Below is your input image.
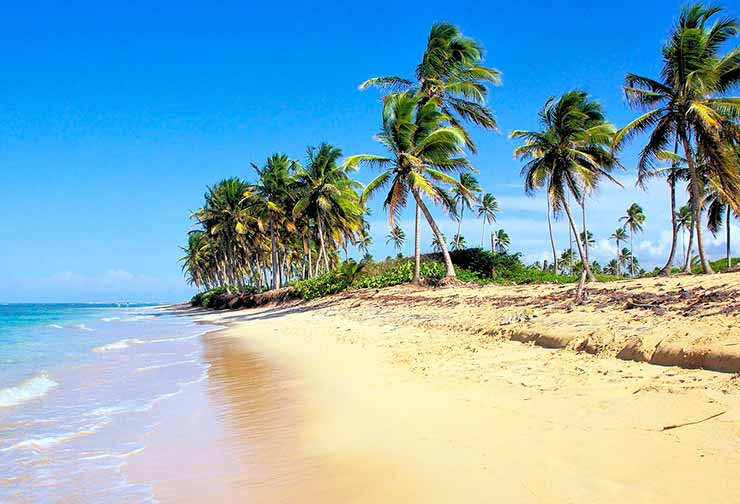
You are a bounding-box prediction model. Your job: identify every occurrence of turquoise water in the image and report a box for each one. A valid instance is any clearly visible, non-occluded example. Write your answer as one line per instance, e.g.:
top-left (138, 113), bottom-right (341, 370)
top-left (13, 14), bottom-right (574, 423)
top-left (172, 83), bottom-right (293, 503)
top-left (0, 303), bottom-right (218, 503)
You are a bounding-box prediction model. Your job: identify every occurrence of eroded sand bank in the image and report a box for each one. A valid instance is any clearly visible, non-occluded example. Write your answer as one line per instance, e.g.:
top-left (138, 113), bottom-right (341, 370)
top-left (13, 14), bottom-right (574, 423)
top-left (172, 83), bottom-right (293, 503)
top-left (128, 274), bottom-right (740, 502)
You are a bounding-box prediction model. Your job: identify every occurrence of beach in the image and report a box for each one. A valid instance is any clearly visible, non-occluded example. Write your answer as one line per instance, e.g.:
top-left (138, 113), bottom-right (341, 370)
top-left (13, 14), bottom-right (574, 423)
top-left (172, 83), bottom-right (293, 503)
top-left (126, 272), bottom-right (740, 503)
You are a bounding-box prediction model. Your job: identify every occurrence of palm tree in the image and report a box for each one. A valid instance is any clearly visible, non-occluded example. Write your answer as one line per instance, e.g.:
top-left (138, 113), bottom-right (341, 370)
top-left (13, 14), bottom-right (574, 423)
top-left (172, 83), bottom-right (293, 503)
top-left (579, 230), bottom-right (595, 250)
top-left (706, 182), bottom-right (739, 270)
top-left (512, 90), bottom-right (621, 282)
top-left (431, 234), bottom-right (446, 253)
top-left (386, 225), bottom-right (406, 252)
top-left (676, 204), bottom-right (693, 268)
top-left (620, 203), bottom-right (646, 276)
top-left (450, 233), bottom-right (466, 250)
top-left (293, 144), bottom-right (364, 276)
top-left (615, 3), bottom-right (740, 274)
top-left (345, 92), bottom-right (474, 281)
top-left (476, 193), bottom-right (498, 249)
top-left (356, 229), bottom-right (373, 255)
top-left (619, 247), bottom-right (633, 273)
top-left (452, 173), bottom-right (481, 242)
top-left (494, 229), bottom-right (510, 253)
top-left (559, 249), bottom-right (576, 276)
top-left (360, 23), bottom-right (500, 152)
top-left (609, 228), bottom-right (628, 276)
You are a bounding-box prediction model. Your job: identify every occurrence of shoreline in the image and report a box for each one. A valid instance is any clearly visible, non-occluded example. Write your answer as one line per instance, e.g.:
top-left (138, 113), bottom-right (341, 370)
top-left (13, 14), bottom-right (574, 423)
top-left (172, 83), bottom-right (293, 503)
top-left (130, 275), bottom-right (740, 502)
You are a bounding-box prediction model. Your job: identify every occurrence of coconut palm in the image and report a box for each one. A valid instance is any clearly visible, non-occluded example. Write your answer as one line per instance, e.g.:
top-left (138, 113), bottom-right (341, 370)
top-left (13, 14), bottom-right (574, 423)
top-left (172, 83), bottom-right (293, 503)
top-left (579, 230), bottom-right (595, 250)
top-left (451, 173), bottom-right (481, 241)
top-left (431, 234), bottom-right (446, 253)
top-left (293, 143), bottom-right (364, 275)
top-left (356, 229), bottom-right (373, 255)
top-left (675, 204), bottom-right (693, 268)
top-left (706, 182), bottom-right (739, 270)
top-left (476, 193), bottom-right (498, 249)
top-left (615, 3), bottom-right (740, 274)
top-left (494, 229), bottom-right (510, 253)
top-left (386, 226), bottom-right (406, 252)
top-left (620, 203), bottom-right (646, 276)
top-left (605, 259), bottom-right (620, 276)
top-left (345, 92), bottom-right (474, 280)
top-left (360, 22), bottom-right (500, 152)
top-left (450, 233), bottom-right (466, 250)
top-left (512, 90), bottom-right (621, 282)
top-left (609, 228), bottom-right (628, 276)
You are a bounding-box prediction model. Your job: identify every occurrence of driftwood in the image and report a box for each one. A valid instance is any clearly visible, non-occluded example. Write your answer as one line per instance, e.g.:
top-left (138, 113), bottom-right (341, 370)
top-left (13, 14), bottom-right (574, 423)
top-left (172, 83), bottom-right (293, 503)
top-left (660, 411), bottom-right (727, 431)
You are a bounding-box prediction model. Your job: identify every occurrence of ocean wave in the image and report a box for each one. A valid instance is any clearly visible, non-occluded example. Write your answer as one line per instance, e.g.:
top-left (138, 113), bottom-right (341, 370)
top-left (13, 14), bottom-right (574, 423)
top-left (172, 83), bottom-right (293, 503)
top-left (1, 420), bottom-right (108, 452)
top-left (0, 374), bottom-right (59, 408)
top-left (75, 324), bottom-right (94, 332)
top-left (135, 359), bottom-right (198, 372)
top-left (46, 324), bottom-right (63, 329)
top-left (93, 339), bottom-right (144, 353)
top-left (101, 317), bottom-right (120, 322)
top-left (122, 315), bottom-right (155, 322)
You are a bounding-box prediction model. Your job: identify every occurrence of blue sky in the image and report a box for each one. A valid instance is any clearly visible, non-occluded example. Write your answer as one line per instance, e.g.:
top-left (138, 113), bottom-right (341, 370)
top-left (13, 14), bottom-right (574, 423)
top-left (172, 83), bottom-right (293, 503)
top-left (2, 0), bottom-right (738, 302)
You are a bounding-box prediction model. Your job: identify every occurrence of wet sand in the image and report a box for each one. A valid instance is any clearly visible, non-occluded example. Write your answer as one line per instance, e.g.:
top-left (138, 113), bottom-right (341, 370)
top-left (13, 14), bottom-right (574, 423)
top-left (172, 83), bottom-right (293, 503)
top-left (128, 277), bottom-right (740, 502)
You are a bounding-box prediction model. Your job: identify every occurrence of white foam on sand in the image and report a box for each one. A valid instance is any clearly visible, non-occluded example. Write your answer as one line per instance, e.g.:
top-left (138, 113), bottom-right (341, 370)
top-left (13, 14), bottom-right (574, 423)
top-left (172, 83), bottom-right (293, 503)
top-left (93, 339), bottom-right (145, 353)
top-left (0, 373), bottom-right (59, 408)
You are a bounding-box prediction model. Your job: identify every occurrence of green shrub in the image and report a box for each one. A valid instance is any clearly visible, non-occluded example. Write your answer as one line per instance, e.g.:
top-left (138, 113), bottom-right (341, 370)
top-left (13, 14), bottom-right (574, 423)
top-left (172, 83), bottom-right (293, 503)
top-left (293, 271), bottom-right (350, 300)
top-left (356, 261), bottom-right (445, 289)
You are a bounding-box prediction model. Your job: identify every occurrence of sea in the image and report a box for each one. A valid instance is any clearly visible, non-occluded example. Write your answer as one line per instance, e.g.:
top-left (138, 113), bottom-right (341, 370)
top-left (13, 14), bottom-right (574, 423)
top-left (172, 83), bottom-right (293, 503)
top-left (0, 303), bottom-right (217, 503)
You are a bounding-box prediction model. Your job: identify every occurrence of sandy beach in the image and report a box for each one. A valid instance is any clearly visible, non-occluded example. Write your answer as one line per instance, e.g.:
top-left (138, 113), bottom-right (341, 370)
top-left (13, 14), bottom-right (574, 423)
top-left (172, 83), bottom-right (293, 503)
top-left (122, 273), bottom-right (740, 503)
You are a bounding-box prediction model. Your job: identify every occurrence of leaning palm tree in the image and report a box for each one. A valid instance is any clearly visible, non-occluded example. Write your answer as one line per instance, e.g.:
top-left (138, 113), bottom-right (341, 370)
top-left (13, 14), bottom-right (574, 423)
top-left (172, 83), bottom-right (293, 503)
top-left (360, 23), bottom-right (501, 152)
top-left (494, 229), bottom-right (510, 253)
top-left (452, 173), bottom-right (481, 242)
top-left (345, 92), bottom-right (474, 281)
top-left (476, 193), bottom-right (498, 249)
top-left (615, 3), bottom-right (740, 274)
top-left (512, 90), bottom-right (621, 282)
top-left (609, 228), bottom-right (628, 276)
top-left (386, 225), bottom-right (406, 252)
top-left (620, 203), bottom-right (646, 277)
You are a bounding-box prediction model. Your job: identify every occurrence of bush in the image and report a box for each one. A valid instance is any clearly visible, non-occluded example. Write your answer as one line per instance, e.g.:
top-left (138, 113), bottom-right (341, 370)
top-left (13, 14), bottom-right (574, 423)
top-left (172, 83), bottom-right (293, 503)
top-left (356, 261), bottom-right (445, 289)
top-left (293, 270), bottom-right (350, 300)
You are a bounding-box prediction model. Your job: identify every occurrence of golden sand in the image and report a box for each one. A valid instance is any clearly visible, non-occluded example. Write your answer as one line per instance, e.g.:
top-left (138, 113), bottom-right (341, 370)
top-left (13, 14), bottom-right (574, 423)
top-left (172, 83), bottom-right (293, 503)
top-left (128, 273), bottom-right (740, 502)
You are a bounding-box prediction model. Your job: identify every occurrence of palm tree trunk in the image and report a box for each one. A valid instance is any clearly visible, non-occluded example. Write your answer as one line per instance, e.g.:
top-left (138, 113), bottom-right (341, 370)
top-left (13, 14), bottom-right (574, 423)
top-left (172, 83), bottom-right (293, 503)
top-left (683, 215), bottom-right (695, 273)
top-left (546, 197), bottom-right (558, 274)
top-left (317, 218), bottom-right (330, 273)
top-left (659, 141), bottom-right (680, 275)
top-left (581, 198), bottom-right (589, 265)
top-left (615, 239), bottom-right (621, 276)
top-left (491, 231), bottom-right (497, 254)
top-left (630, 232), bottom-right (635, 277)
top-left (456, 205), bottom-right (464, 246)
top-left (726, 206), bottom-right (731, 270)
top-left (480, 218), bottom-right (486, 249)
top-left (269, 222), bottom-right (280, 290)
top-left (562, 198), bottom-right (595, 282)
top-left (412, 203), bottom-right (421, 284)
top-left (680, 132), bottom-right (713, 274)
top-left (412, 189), bottom-right (455, 278)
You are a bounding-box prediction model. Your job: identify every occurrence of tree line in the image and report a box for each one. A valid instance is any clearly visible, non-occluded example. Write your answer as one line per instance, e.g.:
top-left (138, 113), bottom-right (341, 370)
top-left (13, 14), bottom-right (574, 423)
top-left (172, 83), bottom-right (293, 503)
top-left (181, 3), bottom-right (740, 292)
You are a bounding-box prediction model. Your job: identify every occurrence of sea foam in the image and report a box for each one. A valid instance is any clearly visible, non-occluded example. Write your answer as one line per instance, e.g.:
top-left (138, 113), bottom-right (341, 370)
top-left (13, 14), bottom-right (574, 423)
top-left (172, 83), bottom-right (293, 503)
top-left (0, 374), bottom-right (59, 408)
top-left (93, 339), bottom-right (144, 353)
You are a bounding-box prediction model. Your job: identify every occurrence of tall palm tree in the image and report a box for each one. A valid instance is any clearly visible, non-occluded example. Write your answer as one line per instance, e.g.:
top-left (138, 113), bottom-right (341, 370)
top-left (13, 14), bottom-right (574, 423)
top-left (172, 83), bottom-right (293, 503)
top-left (609, 228), bottom-right (628, 276)
top-left (360, 22), bottom-right (500, 153)
top-left (450, 233), bottom-right (466, 250)
top-left (452, 173), bottom-right (481, 242)
top-left (386, 225), bottom-right (406, 252)
top-left (512, 90), bottom-right (621, 282)
top-left (706, 181), bottom-right (739, 270)
top-left (476, 193), bottom-right (498, 249)
top-left (620, 203), bottom-right (646, 277)
top-left (345, 92), bottom-right (474, 280)
top-left (579, 230), bottom-right (595, 251)
top-left (292, 143), bottom-right (364, 275)
top-left (244, 154), bottom-right (296, 289)
top-left (615, 3), bottom-right (740, 274)
top-left (494, 229), bottom-right (510, 253)
top-left (676, 204), bottom-right (693, 268)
